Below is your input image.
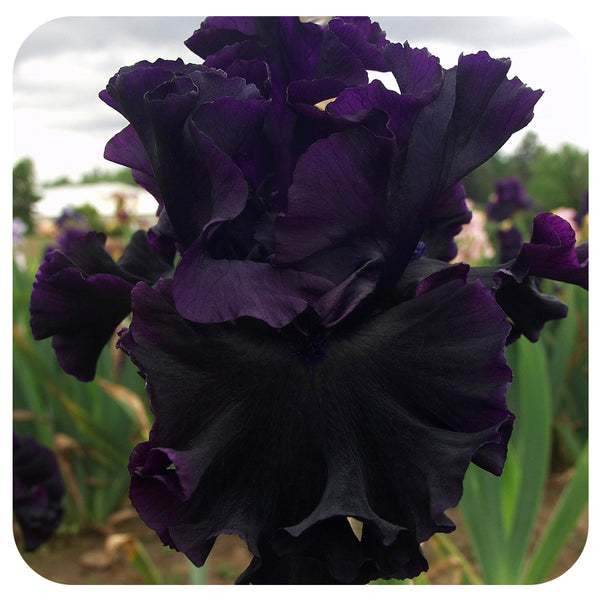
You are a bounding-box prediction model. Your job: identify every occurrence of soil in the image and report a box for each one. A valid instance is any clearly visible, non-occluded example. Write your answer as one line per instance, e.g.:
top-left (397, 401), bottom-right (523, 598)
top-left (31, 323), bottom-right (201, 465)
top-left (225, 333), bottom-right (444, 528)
top-left (15, 472), bottom-right (587, 586)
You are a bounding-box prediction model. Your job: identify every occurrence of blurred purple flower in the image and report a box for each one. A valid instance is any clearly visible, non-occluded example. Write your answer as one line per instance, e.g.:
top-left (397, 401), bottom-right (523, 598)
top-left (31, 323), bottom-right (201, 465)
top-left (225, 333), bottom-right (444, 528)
top-left (55, 206), bottom-right (86, 230)
top-left (29, 16), bottom-right (588, 584)
top-left (13, 433), bottom-right (65, 552)
top-left (486, 177), bottom-right (536, 222)
top-left (13, 218), bottom-right (27, 245)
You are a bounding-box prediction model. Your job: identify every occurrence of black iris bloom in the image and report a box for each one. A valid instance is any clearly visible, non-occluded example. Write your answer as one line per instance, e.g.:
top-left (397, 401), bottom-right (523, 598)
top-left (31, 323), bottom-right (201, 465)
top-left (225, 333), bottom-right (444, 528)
top-left (13, 434), bottom-right (65, 552)
top-left (29, 17), bottom-right (588, 584)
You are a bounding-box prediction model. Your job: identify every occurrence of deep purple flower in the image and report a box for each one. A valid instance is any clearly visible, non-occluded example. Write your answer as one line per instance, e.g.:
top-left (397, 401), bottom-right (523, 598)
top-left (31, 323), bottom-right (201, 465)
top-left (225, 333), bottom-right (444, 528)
top-left (28, 17), bottom-right (588, 584)
top-left (486, 177), bottom-right (536, 222)
top-left (13, 433), bottom-right (65, 552)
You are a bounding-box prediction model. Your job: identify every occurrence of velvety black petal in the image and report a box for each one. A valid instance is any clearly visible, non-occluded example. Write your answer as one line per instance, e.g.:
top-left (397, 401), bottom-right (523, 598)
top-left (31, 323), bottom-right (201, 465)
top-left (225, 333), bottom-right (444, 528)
top-left (493, 274), bottom-right (568, 343)
top-left (29, 231), bottom-right (173, 381)
top-left (117, 230), bottom-right (176, 283)
top-left (119, 276), bottom-right (512, 584)
top-left (13, 433), bottom-right (64, 552)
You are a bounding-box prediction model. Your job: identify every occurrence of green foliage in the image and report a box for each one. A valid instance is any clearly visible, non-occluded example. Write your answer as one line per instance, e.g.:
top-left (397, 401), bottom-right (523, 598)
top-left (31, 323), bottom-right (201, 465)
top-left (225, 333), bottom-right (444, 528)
top-left (373, 280), bottom-right (587, 586)
top-left (13, 157), bottom-right (42, 232)
top-left (459, 296), bottom-right (588, 584)
top-left (13, 259), bottom-right (149, 530)
top-left (463, 132), bottom-right (588, 212)
top-left (73, 203), bottom-right (107, 233)
top-left (527, 145), bottom-right (588, 212)
top-left (43, 166), bottom-right (136, 188)
top-left (79, 166), bottom-right (136, 186)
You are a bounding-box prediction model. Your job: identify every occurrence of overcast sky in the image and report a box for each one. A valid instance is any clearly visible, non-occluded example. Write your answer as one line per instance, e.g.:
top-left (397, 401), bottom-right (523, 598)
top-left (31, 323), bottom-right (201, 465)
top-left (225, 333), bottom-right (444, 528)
top-left (12, 14), bottom-right (590, 183)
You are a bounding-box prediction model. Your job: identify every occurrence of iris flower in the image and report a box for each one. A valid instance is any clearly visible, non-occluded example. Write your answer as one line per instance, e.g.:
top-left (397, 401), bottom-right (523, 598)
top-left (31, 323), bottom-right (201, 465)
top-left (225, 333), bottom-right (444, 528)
top-left (487, 176), bottom-right (536, 222)
top-left (29, 17), bottom-right (588, 584)
top-left (13, 433), bottom-right (65, 552)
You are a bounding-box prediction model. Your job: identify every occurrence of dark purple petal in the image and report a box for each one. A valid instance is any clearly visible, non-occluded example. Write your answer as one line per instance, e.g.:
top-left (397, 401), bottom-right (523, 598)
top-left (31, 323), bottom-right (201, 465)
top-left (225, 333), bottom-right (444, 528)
top-left (275, 128), bottom-right (393, 265)
top-left (384, 42), bottom-right (443, 99)
top-left (13, 433), bottom-right (64, 551)
top-left (102, 61), bottom-right (264, 249)
top-left (444, 52), bottom-right (544, 186)
top-left (103, 125), bottom-right (163, 205)
top-left (327, 79), bottom-right (429, 147)
top-left (30, 252), bottom-right (133, 381)
top-left (328, 17), bottom-right (390, 71)
top-left (467, 214), bottom-right (586, 342)
top-left (190, 96), bottom-right (269, 157)
top-left (386, 48), bottom-right (542, 217)
top-left (184, 17), bottom-right (258, 58)
top-left (29, 231), bottom-right (173, 381)
top-left (172, 248), bottom-right (334, 328)
top-left (223, 58), bottom-right (271, 97)
top-left (118, 276), bottom-right (511, 583)
top-left (117, 230), bottom-right (176, 283)
top-left (421, 182), bottom-right (472, 262)
top-left (313, 28), bottom-right (368, 86)
top-left (504, 212), bottom-right (588, 289)
top-left (312, 248), bottom-right (386, 328)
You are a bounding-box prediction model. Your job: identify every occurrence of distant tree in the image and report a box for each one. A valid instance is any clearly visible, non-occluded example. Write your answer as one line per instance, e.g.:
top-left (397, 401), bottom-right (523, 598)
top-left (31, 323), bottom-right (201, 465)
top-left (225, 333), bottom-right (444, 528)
top-left (13, 158), bottom-right (41, 232)
top-left (74, 203), bottom-right (106, 233)
top-left (462, 135), bottom-right (588, 214)
top-left (526, 144), bottom-right (588, 211)
top-left (504, 131), bottom-right (545, 185)
top-left (44, 175), bottom-right (73, 187)
top-left (462, 153), bottom-right (510, 206)
top-left (79, 167), bottom-right (135, 186)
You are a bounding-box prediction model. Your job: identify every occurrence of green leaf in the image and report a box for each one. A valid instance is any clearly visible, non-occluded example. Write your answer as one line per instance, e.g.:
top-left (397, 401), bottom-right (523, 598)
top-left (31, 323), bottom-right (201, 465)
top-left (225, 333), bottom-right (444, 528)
top-left (546, 286), bottom-right (578, 413)
top-left (505, 340), bottom-right (553, 580)
top-left (522, 444), bottom-right (588, 584)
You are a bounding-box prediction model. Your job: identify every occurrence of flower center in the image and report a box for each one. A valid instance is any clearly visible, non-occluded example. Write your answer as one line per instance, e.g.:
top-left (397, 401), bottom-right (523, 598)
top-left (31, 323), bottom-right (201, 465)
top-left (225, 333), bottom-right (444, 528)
top-left (293, 333), bottom-right (328, 365)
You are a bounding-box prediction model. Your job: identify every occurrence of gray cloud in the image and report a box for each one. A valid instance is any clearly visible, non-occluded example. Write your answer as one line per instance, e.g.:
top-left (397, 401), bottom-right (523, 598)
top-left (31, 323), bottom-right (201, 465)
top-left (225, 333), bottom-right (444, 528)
top-left (12, 16), bottom-right (587, 182)
top-left (376, 16), bottom-right (572, 49)
top-left (15, 16), bottom-right (572, 66)
top-left (15, 16), bottom-right (203, 64)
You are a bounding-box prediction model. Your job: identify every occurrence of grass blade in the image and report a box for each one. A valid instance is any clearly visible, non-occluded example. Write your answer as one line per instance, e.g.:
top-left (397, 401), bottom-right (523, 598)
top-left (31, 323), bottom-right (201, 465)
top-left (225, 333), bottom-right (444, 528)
top-left (505, 339), bottom-right (553, 580)
top-left (522, 444), bottom-right (588, 584)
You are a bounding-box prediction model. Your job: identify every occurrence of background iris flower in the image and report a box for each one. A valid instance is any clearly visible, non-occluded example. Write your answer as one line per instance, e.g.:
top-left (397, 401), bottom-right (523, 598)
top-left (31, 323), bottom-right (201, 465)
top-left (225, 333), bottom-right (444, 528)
top-left (13, 433), bottom-right (65, 552)
top-left (29, 16), bottom-right (588, 584)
